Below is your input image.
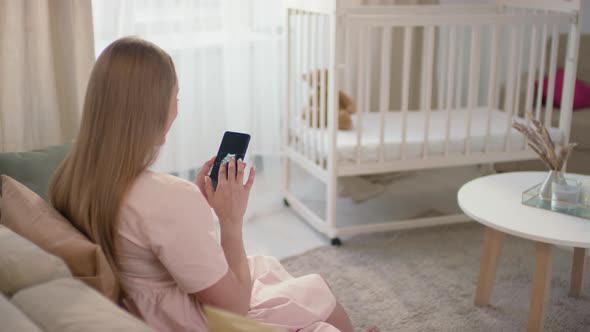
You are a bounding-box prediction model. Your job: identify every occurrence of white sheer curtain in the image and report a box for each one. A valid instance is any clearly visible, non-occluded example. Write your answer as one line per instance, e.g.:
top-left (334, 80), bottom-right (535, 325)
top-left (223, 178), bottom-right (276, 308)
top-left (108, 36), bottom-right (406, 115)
top-left (92, 0), bottom-right (284, 176)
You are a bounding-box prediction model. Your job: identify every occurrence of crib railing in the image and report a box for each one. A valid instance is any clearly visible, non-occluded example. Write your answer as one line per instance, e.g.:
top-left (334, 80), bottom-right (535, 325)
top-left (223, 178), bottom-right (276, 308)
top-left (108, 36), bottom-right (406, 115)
top-left (285, 3), bottom-right (580, 177)
top-left (286, 8), bottom-right (334, 179)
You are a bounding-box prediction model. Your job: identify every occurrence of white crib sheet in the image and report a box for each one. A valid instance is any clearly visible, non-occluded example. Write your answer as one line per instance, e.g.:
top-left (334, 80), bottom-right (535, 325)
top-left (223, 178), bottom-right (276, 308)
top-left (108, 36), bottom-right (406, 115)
top-left (298, 108), bottom-right (563, 162)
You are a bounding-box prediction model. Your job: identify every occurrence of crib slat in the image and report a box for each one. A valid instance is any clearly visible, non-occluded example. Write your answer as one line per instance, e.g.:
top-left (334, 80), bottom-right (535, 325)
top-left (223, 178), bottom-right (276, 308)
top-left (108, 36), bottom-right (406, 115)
top-left (437, 27), bottom-right (448, 111)
top-left (522, 24), bottom-right (538, 150)
top-left (512, 25), bottom-right (525, 123)
top-left (296, 12), bottom-right (304, 155)
top-left (465, 26), bottom-right (480, 155)
top-left (379, 27), bottom-right (392, 163)
top-left (303, 14), bottom-right (312, 160)
top-left (535, 24), bottom-right (548, 122)
top-left (361, 27), bottom-right (372, 164)
top-left (494, 37), bottom-right (503, 110)
top-left (355, 27), bottom-right (367, 164)
top-left (420, 30), bottom-right (426, 112)
top-left (524, 24), bottom-right (538, 130)
top-left (524, 25), bottom-right (538, 114)
top-left (455, 28), bottom-right (465, 109)
top-left (503, 25), bottom-right (519, 152)
top-left (284, 10), bottom-right (293, 194)
top-left (444, 26), bottom-right (457, 157)
top-left (345, 21), bottom-right (353, 104)
top-left (545, 25), bottom-right (559, 128)
top-left (401, 27), bottom-right (413, 160)
top-left (509, 25), bottom-right (525, 151)
top-left (422, 26), bottom-right (435, 159)
top-left (315, 15), bottom-right (323, 165)
top-left (286, 10), bottom-right (293, 151)
top-left (296, 12), bottom-right (303, 155)
top-left (485, 25), bottom-right (499, 153)
top-left (319, 16), bottom-right (327, 169)
top-left (558, 19), bottom-right (580, 143)
top-left (506, 26), bottom-right (524, 151)
top-left (326, 13), bottom-right (338, 228)
top-left (310, 14), bottom-right (319, 164)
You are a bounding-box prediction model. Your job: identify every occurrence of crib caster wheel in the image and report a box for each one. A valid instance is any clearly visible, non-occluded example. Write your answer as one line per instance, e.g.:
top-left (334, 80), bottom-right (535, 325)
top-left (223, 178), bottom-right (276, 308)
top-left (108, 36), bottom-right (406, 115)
top-left (283, 198), bottom-right (290, 207)
top-left (331, 238), bottom-right (342, 246)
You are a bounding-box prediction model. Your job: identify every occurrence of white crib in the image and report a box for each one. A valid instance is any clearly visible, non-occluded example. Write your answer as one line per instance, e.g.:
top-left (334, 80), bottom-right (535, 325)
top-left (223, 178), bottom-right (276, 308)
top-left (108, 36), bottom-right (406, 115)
top-left (283, 0), bottom-right (582, 243)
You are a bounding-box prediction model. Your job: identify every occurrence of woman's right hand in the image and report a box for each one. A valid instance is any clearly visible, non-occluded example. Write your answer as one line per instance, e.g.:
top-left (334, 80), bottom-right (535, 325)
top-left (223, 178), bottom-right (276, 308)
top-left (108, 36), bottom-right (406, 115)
top-left (204, 158), bottom-right (255, 228)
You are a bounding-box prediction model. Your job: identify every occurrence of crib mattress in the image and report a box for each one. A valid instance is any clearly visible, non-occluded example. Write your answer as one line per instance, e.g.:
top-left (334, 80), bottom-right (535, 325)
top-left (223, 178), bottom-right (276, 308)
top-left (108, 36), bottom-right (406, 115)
top-left (298, 108), bottom-right (563, 162)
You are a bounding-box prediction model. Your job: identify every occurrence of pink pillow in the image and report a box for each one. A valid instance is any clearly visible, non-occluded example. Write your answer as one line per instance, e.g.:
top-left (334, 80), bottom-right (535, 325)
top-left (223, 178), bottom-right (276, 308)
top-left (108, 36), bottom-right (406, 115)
top-left (541, 68), bottom-right (590, 110)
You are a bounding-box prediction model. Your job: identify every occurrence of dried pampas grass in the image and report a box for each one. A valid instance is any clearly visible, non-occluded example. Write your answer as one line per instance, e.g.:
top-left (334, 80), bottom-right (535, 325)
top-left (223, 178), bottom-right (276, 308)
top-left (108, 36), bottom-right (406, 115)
top-left (512, 112), bottom-right (577, 171)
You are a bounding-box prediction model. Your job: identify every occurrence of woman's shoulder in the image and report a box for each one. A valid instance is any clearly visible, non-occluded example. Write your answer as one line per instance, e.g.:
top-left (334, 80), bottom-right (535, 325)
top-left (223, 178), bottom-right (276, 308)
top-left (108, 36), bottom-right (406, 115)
top-left (119, 171), bottom-right (215, 252)
top-left (126, 171), bottom-right (207, 212)
top-left (137, 170), bottom-right (197, 193)
top-left (141, 170), bottom-right (194, 188)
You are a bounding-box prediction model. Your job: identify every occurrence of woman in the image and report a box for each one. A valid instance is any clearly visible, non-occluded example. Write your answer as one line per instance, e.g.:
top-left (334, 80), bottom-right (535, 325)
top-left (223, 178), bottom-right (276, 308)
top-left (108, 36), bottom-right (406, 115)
top-left (50, 37), bottom-right (377, 332)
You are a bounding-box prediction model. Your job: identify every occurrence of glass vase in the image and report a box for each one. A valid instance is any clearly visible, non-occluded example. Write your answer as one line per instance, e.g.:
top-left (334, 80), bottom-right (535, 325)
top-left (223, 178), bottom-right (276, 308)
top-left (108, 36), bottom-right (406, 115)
top-left (538, 170), bottom-right (566, 199)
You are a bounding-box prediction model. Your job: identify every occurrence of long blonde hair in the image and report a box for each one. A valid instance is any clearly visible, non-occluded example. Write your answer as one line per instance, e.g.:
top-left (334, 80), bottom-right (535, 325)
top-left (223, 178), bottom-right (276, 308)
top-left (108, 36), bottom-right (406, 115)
top-left (50, 37), bottom-right (177, 289)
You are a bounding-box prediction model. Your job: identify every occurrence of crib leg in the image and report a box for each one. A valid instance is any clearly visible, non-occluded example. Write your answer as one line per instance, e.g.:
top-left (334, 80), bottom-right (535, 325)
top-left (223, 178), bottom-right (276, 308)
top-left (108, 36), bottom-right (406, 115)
top-left (326, 174), bottom-right (338, 232)
top-left (282, 155), bottom-right (291, 208)
top-left (331, 238), bottom-right (342, 246)
top-left (326, 176), bottom-right (340, 245)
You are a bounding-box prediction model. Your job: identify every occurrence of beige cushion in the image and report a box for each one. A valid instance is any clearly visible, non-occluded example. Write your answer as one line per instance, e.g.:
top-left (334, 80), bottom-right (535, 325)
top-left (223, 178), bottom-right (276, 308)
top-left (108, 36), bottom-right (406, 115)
top-left (0, 225), bottom-right (70, 296)
top-left (12, 278), bottom-right (154, 332)
top-left (204, 306), bottom-right (287, 332)
top-left (0, 175), bottom-right (118, 301)
top-left (0, 293), bottom-right (43, 332)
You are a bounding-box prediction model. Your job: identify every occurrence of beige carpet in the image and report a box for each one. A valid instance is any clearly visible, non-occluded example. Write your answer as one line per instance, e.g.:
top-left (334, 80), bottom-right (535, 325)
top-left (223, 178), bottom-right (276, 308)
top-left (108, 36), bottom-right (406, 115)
top-left (281, 223), bottom-right (590, 331)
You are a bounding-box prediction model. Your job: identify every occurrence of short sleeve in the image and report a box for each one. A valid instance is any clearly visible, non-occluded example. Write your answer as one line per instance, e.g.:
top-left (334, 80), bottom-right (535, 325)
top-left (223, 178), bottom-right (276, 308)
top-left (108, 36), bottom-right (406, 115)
top-left (145, 180), bottom-right (228, 294)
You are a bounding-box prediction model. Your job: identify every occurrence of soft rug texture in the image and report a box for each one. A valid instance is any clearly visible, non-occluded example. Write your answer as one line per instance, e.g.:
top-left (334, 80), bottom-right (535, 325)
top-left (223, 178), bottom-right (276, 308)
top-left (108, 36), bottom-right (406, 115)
top-left (281, 223), bottom-right (590, 331)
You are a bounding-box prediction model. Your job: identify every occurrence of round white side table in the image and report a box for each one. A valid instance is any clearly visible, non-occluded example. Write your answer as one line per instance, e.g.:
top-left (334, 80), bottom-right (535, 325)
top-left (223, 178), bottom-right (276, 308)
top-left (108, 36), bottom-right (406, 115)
top-left (458, 172), bottom-right (590, 332)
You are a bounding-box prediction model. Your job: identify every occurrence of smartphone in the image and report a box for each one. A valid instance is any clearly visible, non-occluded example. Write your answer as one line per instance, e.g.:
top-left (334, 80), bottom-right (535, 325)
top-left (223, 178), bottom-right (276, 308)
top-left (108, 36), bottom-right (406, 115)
top-left (210, 131), bottom-right (251, 190)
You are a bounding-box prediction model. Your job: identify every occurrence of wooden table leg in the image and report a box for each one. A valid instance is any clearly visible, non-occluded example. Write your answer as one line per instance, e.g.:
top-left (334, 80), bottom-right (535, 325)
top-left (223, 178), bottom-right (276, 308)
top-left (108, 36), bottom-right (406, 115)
top-left (474, 227), bottom-right (504, 306)
top-left (527, 242), bottom-right (553, 332)
top-left (569, 247), bottom-right (586, 298)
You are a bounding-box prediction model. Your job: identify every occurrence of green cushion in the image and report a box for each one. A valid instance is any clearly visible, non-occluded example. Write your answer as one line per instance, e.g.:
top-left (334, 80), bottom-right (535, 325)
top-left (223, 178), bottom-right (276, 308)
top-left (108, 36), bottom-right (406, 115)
top-left (0, 144), bottom-right (70, 200)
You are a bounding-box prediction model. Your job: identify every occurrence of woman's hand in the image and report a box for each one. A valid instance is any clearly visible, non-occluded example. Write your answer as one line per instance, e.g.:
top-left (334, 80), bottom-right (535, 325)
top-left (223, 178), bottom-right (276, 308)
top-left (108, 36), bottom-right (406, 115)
top-left (195, 156), bottom-right (216, 200)
top-left (204, 158), bottom-right (255, 228)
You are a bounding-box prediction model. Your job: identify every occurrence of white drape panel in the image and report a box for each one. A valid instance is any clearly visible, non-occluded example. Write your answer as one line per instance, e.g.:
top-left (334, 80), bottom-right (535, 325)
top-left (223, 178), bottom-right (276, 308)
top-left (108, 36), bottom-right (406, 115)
top-left (0, 0), bottom-right (95, 152)
top-left (92, 0), bottom-right (284, 174)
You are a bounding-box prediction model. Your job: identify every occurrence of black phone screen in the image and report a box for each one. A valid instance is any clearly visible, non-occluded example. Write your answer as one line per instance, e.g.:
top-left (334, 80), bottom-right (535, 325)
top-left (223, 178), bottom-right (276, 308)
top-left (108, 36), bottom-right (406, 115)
top-left (210, 131), bottom-right (251, 189)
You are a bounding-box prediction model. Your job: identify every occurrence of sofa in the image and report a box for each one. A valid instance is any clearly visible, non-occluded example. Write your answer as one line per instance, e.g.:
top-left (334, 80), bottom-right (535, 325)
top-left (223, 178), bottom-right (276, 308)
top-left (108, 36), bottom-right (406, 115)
top-left (0, 221), bottom-right (283, 332)
top-left (0, 147), bottom-right (284, 332)
top-left (0, 172), bottom-right (157, 332)
top-left (0, 224), bottom-right (156, 332)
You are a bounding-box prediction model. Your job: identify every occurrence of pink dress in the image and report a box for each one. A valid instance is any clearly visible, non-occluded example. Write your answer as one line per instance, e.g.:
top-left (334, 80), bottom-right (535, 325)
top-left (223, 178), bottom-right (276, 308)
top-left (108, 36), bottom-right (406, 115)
top-left (115, 171), bottom-right (339, 332)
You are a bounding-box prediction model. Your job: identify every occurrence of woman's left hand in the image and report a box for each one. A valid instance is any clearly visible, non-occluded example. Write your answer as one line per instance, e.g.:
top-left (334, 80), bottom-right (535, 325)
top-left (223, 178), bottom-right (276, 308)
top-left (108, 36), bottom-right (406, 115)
top-left (195, 156), bottom-right (216, 200)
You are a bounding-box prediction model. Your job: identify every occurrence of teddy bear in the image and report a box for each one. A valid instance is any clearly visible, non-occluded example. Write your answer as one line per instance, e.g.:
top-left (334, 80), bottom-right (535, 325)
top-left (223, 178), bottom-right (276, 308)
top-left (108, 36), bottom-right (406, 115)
top-left (302, 69), bottom-right (356, 130)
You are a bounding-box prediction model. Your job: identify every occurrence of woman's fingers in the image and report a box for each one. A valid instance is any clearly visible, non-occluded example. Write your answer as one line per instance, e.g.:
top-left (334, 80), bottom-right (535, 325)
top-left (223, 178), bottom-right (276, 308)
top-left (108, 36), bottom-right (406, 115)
top-left (204, 176), bottom-right (214, 199)
top-left (227, 158), bottom-right (236, 183)
top-left (198, 156), bottom-right (216, 176)
top-left (237, 159), bottom-right (245, 184)
top-left (245, 166), bottom-right (256, 191)
top-left (204, 155), bottom-right (216, 168)
top-left (219, 161), bottom-right (228, 183)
